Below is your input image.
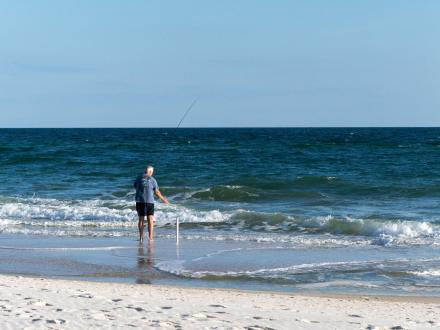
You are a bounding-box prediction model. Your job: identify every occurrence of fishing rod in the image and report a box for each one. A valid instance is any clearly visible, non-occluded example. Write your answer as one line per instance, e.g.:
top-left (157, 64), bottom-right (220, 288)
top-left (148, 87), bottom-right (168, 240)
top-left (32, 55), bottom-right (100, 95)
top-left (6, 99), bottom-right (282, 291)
top-left (152, 98), bottom-right (198, 245)
top-left (153, 97), bottom-right (198, 168)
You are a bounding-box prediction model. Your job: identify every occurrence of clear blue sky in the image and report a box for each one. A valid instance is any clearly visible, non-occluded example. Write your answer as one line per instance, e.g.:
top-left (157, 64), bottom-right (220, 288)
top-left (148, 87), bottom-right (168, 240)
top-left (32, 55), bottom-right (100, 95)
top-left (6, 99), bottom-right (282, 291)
top-left (0, 1), bottom-right (439, 127)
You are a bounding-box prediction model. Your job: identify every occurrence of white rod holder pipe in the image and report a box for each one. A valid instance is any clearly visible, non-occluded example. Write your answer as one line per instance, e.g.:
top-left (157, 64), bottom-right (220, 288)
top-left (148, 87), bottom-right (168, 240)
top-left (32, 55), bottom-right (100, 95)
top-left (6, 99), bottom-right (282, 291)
top-left (176, 217), bottom-right (180, 245)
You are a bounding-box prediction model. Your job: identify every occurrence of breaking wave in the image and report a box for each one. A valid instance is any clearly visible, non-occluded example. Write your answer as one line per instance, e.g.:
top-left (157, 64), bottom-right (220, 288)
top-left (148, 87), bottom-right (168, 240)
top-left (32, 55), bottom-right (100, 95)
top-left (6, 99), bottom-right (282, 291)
top-left (0, 197), bottom-right (439, 245)
top-left (156, 257), bottom-right (440, 281)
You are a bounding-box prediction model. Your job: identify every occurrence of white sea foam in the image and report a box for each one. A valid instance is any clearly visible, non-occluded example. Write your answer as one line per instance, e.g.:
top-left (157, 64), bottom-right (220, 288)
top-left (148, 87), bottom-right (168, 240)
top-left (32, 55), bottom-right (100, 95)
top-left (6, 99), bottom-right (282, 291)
top-left (0, 196), bottom-right (232, 238)
top-left (224, 185), bottom-right (244, 189)
top-left (0, 197), bottom-right (229, 227)
top-left (188, 185), bottom-right (259, 199)
top-left (1, 197), bottom-right (439, 246)
top-left (156, 257), bottom-right (440, 279)
top-left (0, 245), bottom-right (132, 251)
top-left (0, 199), bottom-right (133, 222)
top-left (408, 269), bottom-right (440, 277)
top-left (301, 215), bottom-right (438, 245)
top-left (154, 260), bottom-right (185, 276)
top-left (1, 227), bottom-right (129, 237)
top-left (162, 233), bottom-right (372, 247)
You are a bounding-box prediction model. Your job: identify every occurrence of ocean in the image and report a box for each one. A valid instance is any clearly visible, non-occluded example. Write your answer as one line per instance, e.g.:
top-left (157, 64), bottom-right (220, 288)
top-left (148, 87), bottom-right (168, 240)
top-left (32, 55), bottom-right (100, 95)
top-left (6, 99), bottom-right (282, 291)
top-left (0, 128), bottom-right (439, 295)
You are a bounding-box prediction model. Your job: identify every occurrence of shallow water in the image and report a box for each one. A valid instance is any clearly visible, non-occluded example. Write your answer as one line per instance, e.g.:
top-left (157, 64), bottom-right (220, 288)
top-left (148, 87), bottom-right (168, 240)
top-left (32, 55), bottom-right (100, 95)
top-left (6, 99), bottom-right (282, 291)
top-left (0, 128), bottom-right (439, 294)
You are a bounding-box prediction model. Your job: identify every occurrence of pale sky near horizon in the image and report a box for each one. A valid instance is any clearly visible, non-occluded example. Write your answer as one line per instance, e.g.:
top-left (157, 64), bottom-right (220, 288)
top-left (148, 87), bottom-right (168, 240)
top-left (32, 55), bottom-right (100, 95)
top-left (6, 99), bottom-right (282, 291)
top-left (0, 1), bottom-right (439, 127)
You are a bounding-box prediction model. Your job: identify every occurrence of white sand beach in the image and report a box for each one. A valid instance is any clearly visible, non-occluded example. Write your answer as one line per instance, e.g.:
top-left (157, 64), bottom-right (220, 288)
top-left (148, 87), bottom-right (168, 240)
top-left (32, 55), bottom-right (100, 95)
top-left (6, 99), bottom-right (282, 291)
top-left (0, 275), bottom-right (438, 330)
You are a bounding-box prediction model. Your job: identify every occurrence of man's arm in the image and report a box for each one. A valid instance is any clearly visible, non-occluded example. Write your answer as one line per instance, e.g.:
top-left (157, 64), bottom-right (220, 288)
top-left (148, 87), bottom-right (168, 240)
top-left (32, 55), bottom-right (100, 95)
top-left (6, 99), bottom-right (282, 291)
top-left (133, 176), bottom-right (139, 189)
top-left (155, 189), bottom-right (169, 204)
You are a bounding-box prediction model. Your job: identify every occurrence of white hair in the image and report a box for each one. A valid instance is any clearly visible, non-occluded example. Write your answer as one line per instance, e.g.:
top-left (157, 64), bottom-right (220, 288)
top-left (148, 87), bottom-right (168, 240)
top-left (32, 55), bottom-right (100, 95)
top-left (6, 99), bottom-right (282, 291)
top-left (145, 165), bottom-right (154, 173)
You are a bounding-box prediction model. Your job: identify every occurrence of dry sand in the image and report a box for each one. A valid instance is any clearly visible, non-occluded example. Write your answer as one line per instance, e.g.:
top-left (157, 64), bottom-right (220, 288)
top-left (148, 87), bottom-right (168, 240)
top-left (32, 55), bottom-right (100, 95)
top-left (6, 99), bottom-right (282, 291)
top-left (0, 274), bottom-right (439, 329)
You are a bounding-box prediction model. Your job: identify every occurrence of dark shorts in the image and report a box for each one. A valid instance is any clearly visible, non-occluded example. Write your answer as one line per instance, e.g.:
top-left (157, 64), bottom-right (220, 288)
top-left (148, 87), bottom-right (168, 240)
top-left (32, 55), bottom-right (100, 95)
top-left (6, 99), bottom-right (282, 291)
top-left (136, 202), bottom-right (154, 217)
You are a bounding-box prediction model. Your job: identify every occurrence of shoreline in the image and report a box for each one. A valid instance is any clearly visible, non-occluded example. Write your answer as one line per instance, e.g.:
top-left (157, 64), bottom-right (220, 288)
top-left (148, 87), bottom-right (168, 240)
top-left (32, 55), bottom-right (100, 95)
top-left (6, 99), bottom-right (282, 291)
top-left (1, 274), bottom-right (439, 329)
top-left (2, 233), bottom-right (440, 300)
top-left (6, 272), bottom-right (440, 304)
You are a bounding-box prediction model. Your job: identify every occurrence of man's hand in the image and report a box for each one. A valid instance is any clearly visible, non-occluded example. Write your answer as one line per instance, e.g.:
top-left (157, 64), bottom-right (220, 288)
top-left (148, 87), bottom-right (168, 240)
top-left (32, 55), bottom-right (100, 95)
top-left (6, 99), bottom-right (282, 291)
top-left (155, 189), bottom-right (169, 204)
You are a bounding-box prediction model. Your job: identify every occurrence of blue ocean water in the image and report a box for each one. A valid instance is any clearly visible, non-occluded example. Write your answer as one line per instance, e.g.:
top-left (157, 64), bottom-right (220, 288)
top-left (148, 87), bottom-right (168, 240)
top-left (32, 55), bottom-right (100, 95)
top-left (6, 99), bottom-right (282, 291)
top-left (0, 128), bottom-right (440, 294)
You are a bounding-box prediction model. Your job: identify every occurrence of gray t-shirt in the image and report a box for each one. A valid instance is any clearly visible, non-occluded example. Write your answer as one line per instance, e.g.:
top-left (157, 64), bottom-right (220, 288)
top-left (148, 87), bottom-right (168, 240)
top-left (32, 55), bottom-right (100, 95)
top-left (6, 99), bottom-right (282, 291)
top-left (134, 174), bottom-right (158, 203)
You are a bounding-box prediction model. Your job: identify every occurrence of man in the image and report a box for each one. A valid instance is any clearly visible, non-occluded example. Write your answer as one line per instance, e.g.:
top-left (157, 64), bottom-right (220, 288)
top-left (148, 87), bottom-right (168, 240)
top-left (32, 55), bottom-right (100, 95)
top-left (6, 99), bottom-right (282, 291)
top-left (134, 166), bottom-right (169, 242)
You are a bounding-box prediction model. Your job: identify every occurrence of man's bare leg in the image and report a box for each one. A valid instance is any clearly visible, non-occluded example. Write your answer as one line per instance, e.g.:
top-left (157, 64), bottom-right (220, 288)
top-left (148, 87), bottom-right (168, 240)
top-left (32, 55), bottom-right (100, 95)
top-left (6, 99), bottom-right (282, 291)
top-left (138, 216), bottom-right (145, 242)
top-left (147, 215), bottom-right (154, 241)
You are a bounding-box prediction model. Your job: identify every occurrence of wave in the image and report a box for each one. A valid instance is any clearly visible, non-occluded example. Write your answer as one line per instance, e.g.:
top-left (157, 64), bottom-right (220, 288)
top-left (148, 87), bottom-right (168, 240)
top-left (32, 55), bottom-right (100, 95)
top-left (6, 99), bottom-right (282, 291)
top-left (183, 177), bottom-right (440, 203)
top-left (160, 233), bottom-right (371, 247)
top-left (190, 185), bottom-right (260, 202)
top-left (0, 197), bottom-right (227, 224)
top-left (294, 215), bottom-right (437, 244)
top-left (1, 227), bottom-right (130, 238)
top-left (156, 257), bottom-right (440, 280)
top-left (0, 245), bottom-right (132, 251)
top-left (0, 197), bottom-right (228, 238)
top-left (408, 269), bottom-right (440, 277)
top-left (188, 184), bottom-right (327, 202)
top-left (0, 197), bottom-right (439, 245)
top-left (214, 212), bottom-right (439, 245)
top-left (0, 198), bottom-right (134, 222)
top-left (229, 176), bottom-right (339, 190)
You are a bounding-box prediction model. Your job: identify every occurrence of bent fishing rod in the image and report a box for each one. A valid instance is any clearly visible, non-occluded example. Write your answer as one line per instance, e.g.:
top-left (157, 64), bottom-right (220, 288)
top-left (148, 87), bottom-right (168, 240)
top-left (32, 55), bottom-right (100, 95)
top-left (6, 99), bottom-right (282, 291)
top-left (153, 98), bottom-right (198, 169)
top-left (151, 98), bottom-right (198, 245)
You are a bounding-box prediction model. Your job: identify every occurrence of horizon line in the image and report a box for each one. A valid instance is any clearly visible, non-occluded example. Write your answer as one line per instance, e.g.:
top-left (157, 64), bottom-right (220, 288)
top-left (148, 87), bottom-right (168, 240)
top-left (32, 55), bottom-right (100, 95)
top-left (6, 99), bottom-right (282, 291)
top-left (0, 126), bottom-right (439, 129)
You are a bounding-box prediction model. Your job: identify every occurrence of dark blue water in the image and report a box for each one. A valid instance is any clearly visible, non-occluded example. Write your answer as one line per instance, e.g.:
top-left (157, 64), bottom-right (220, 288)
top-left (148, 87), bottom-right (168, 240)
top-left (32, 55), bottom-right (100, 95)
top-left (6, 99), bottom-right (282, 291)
top-left (1, 128), bottom-right (440, 294)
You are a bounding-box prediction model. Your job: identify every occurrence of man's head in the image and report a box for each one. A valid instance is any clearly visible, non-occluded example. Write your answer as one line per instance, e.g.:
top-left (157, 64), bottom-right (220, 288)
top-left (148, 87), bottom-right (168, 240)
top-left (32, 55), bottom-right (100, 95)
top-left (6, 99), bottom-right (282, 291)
top-left (145, 165), bottom-right (154, 177)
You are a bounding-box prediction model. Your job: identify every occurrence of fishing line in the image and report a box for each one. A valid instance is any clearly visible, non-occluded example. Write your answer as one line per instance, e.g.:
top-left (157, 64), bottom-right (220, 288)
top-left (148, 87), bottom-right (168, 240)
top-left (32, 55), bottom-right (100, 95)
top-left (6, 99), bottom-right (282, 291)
top-left (153, 97), bottom-right (198, 168)
top-left (152, 98), bottom-right (198, 246)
